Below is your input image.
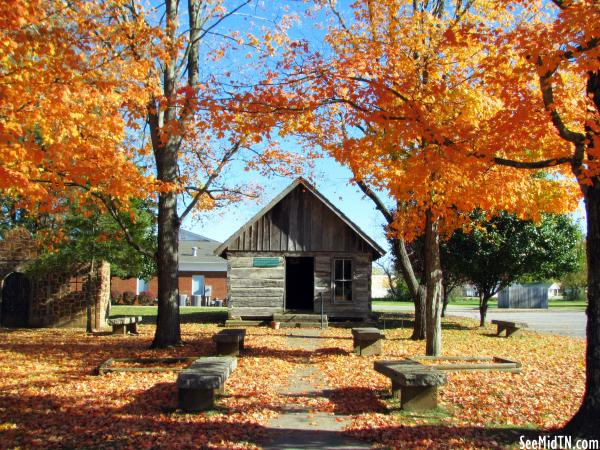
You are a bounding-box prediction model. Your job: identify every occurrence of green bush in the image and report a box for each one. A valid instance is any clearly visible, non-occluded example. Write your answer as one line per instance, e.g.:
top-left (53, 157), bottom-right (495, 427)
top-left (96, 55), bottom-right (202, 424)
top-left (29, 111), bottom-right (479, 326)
top-left (122, 291), bottom-right (136, 305)
top-left (137, 291), bottom-right (156, 306)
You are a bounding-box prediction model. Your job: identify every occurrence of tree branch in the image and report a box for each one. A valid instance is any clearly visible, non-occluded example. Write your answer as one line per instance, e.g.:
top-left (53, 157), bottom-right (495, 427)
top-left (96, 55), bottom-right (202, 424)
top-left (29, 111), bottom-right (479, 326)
top-left (493, 155), bottom-right (572, 169)
top-left (179, 140), bottom-right (242, 221)
top-left (355, 179), bottom-right (394, 223)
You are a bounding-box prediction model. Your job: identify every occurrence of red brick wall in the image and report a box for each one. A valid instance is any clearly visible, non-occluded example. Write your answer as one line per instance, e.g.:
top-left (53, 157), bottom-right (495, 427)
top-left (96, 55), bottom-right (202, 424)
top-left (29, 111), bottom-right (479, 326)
top-left (110, 277), bottom-right (138, 295)
top-left (178, 272), bottom-right (227, 300)
top-left (110, 272), bottom-right (227, 300)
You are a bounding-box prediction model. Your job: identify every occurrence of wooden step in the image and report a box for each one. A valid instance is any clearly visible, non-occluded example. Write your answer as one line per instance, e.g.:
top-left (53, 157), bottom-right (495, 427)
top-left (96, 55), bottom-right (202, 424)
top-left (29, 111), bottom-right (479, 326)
top-left (278, 321), bottom-right (328, 329)
top-left (224, 319), bottom-right (266, 327)
top-left (272, 313), bottom-right (328, 324)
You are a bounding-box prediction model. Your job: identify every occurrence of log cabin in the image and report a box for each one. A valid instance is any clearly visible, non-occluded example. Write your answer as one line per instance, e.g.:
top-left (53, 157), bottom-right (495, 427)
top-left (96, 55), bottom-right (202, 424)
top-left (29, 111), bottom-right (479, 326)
top-left (215, 178), bottom-right (385, 320)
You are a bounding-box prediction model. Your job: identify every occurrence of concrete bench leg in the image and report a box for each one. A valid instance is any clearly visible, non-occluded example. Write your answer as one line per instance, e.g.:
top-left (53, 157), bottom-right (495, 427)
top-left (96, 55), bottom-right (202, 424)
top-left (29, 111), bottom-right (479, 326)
top-left (126, 323), bottom-right (139, 334)
top-left (391, 381), bottom-right (439, 410)
top-left (112, 324), bottom-right (127, 335)
top-left (400, 385), bottom-right (439, 411)
top-left (496, 325), bottom-right (506, 336)
top-left (354, 338), bottom-right (382, 356)
top-left (216, 341), bottom-right (240, 356)
top-left (506, 327), bottom-right (521, 337)
top-left (178, 388), bottom-right (215, 412)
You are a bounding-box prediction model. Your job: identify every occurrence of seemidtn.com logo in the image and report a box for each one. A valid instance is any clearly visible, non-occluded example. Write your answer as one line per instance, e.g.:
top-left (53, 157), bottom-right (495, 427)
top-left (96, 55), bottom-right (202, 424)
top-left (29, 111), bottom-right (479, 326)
top-left (520, 435), bottom-right (599, 450)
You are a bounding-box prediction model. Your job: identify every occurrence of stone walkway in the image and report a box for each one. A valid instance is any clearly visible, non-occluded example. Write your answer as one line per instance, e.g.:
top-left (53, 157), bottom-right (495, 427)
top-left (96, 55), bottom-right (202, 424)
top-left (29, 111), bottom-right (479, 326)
top-left (263, 329), bottom-right (371, 450)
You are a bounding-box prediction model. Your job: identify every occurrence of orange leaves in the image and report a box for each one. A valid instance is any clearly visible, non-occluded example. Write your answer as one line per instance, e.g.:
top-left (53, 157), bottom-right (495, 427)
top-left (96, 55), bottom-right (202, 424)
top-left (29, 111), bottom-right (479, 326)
top-left (0, 0), bottom-right (156, 214)
top-left (0, 325), bottom-right (296, 449)
top-left (252, 0), bottom-right (584, 241)
top-left (0, 320), bottom-right (586, 448)
top-left (314, 319), bottom-right (584, 448)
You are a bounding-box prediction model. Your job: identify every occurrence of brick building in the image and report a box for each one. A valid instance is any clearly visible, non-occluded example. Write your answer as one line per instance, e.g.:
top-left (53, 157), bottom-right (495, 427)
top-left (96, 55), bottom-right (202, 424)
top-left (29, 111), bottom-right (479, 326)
top-left (0, 228), bottom-right (110, 329)
top-left (111, 230), bottom-right (228, 301)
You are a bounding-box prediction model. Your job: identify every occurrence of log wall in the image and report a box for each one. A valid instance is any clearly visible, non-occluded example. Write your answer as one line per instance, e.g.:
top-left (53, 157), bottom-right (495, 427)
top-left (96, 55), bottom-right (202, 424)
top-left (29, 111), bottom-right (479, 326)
top-left (227, 252), bottom-right (372, 318)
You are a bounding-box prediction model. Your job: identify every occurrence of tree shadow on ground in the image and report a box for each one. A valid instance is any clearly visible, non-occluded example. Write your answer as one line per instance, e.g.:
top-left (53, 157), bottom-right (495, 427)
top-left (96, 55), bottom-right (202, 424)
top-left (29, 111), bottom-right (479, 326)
top-left (0, 391), bottom-right (268, 448)
top-left (347, 423), bottom-right (543, 448)
top-left (283, 333), bottom-right (352, 340)
top-left (110, 311), bottom-right (227, 325)
top-left (243, 346), bottom-right (315, 363)
top-left (324, 386), bottom-right (388, 415)
top-left (313, 347), bottom-right (350, 356)
top-left (0, 388), bottom-right (555, 449)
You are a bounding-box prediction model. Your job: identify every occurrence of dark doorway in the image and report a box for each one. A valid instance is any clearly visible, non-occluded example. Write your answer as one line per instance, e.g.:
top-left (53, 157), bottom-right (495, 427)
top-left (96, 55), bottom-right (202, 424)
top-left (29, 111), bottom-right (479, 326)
top-left (285, 257), bottom-right (314, 311)
top-left (1, 272), bottom-right (30, 328)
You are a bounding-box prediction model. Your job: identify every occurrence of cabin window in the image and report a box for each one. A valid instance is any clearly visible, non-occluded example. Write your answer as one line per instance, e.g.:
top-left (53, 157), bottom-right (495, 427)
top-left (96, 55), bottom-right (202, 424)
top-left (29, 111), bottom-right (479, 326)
top-left (333, 258), bottom-right (353, 302)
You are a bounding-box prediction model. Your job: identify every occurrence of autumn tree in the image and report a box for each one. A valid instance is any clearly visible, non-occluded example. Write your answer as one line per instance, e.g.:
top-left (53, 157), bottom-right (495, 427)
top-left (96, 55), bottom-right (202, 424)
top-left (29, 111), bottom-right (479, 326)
top-left (114, 0), bottom-right (302, 348)
top-left (475, 0), bottom-right (600, 438)
top-left (254, 0), bottom-right (577, 355)
top-left (0, 0), bottom-right (156, 212)
top-left (2, 0), bottom-right (302, 348)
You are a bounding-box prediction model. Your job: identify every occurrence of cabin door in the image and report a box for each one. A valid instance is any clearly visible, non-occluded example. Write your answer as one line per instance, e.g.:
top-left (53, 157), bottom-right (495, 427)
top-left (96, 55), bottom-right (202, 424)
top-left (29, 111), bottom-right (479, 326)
top-left (285, 257), bottom-right (315, 311)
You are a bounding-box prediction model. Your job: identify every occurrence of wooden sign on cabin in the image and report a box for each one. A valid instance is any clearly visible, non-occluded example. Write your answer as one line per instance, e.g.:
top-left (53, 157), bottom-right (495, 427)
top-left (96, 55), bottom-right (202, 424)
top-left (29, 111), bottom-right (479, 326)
top-left (252, 257), bottom-right (281, 268)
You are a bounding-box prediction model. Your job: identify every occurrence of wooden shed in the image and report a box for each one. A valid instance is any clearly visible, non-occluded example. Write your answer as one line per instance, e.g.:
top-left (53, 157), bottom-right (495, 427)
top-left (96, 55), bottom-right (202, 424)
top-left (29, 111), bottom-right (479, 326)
top-left (215, 178), bottom-right (385, 320)
top-left (498, 283), bottom-right (550, 309)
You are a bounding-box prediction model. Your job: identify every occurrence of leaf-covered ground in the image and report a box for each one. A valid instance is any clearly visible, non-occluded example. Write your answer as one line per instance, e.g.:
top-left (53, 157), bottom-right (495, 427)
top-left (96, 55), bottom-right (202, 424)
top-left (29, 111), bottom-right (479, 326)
top-left (0, 317), bottom-right (585, 449)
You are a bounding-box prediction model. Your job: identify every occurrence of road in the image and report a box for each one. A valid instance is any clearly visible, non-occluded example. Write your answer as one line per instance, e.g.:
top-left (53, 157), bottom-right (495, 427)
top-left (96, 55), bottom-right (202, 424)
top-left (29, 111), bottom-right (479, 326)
top-left (374, 304), bottom-right (586, 338)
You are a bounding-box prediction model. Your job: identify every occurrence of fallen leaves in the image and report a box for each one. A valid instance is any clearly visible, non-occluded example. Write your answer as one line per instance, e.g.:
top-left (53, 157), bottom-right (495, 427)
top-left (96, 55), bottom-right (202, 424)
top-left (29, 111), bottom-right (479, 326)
top-left (0, 325), bottom-right (294, 449)
top-left (314, 317), bottom-right (584, 448)
top-left (0, 317), bottom-right (585, 449)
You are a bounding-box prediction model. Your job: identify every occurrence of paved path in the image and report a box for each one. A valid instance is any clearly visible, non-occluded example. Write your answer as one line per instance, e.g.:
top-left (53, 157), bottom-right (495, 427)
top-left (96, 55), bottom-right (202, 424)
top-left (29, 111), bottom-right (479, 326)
top-left (375, 304), bottom-right (586, 338)
top-left (263, 329), bottom-right (370, 450)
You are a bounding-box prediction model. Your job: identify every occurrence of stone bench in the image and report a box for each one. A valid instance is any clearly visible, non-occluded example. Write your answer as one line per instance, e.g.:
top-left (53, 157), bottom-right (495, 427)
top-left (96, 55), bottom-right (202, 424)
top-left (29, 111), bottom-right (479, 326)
top-left (491, 320), bottom-right (529, 337)
top-left (177, 356), bottom-right (237, 412)
top-left (352, 327), bottom-right (385, 356)
top-left (374, 360), bottom-right (447, 411)
top-left (106, 316), bottom-right (142, 335)
top-left (213, 329), bottom-right (246, 356)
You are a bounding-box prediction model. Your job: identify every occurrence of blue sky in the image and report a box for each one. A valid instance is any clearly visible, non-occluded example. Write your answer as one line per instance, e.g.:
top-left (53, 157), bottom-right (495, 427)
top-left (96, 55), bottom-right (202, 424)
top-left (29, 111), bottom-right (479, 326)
top-left (184, 153), bottom-right (391, 254)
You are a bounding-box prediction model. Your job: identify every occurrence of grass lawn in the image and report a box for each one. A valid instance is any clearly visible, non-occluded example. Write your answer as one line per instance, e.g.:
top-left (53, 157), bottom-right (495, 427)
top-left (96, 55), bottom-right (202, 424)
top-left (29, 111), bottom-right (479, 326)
top-left (110, 305), bottom-right (228, 324)
top-left (0, 317), bottom-right (584, 448)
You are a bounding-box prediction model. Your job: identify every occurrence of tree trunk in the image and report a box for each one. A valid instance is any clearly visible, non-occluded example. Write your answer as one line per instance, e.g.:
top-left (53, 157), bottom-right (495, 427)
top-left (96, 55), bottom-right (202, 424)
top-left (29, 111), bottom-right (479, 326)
top-left (151, 186), bottom-right (182, 348)
top-left (441, 285), bottom-right (449, 318)
top-left (562, 69), bottom-right (600, 439)
top-left (424, 210), bottom-right (443, 356)
top-left (148, 0), bottom-right (183, 349)
top-left (479, 294), bottom-right (488, 327)
top-left (392, 238), bottom-right (426, 340)
top-left (355, 181), bottom-right (427, 340)
top-left (412, 285), bottom-right (426, 340)
top-left (562, 173), bottom-right (600, 438)
top-left (85, 258), bottom-right (95, 334)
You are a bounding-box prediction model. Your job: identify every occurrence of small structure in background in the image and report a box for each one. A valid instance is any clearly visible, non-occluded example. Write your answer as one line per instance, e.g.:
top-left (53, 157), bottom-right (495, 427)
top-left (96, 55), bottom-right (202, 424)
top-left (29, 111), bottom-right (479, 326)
top-left (498, 283), bottom-right (550, 309)
top-left (0, 228), bottom-right (110, 328)
top-left (111, 229), bottom-right (228, 305)
top-left (547, 282), bottom-right (562, 298)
